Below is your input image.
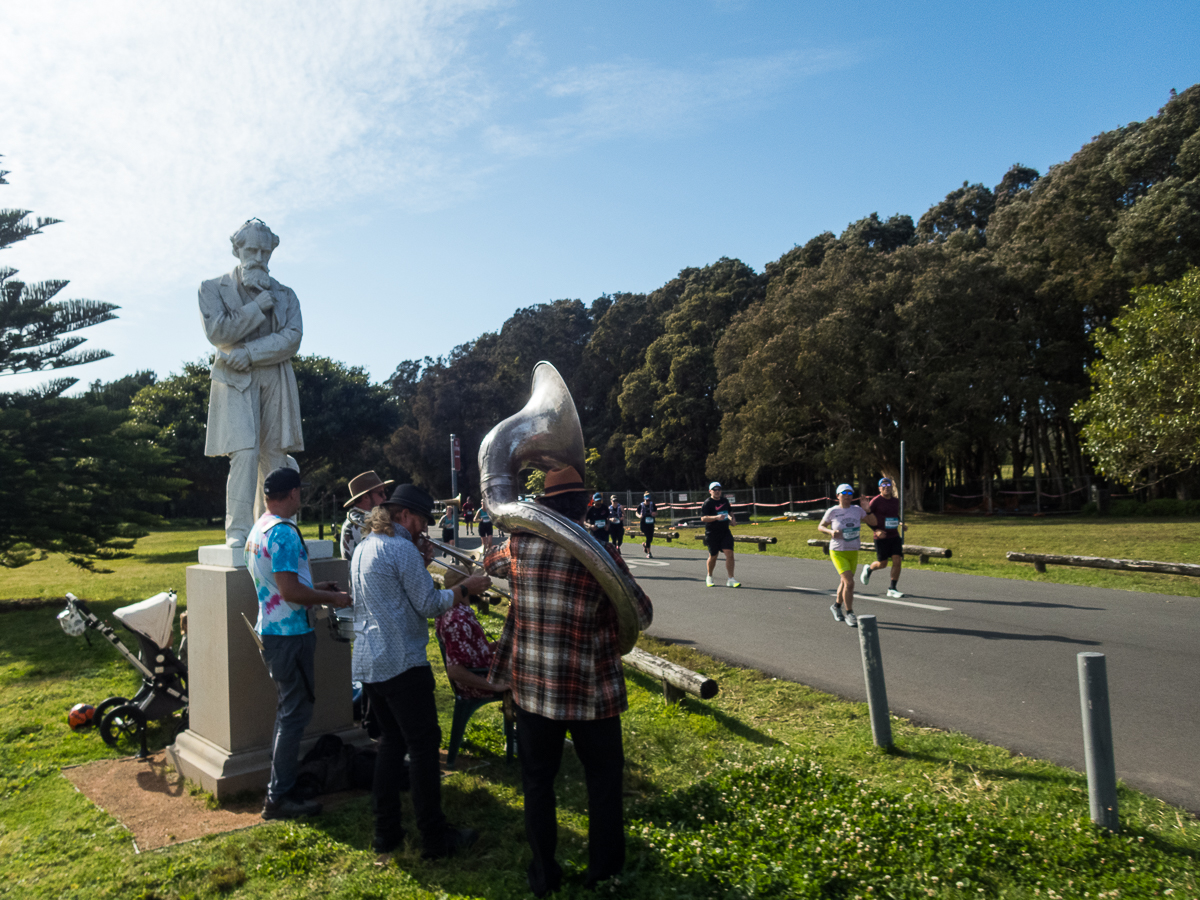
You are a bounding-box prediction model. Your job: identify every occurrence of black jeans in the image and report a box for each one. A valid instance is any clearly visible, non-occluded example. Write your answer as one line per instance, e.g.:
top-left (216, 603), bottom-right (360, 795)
top-left (365, 665), bottom-right (447, 852)
top-left (515, 706), bottom-right (626, 894)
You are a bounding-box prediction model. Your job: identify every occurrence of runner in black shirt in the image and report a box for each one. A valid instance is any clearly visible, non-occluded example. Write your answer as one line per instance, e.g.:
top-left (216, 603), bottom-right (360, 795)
top-left (585, 492), bottom-right (610, 543)
top-left (700, 481), bottom-right (740, 587)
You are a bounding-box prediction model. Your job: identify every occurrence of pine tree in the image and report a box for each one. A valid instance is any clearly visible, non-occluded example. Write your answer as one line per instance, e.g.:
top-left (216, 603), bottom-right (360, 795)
top-left (1, 159), bottom-right (182, 570)
top-left (1, 161), bottom-right (119, 390)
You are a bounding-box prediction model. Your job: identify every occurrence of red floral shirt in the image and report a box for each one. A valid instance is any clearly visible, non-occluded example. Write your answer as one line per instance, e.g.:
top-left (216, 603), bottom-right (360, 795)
top-left (435, 605), bottom-right (495, 699)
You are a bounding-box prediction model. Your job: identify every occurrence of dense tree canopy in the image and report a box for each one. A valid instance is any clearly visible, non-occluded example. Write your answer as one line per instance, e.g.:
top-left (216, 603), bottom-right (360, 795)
top-left (1, 162), bottom-right (180, 569)
top-left (1074, 268), bottom-right (1200, 488)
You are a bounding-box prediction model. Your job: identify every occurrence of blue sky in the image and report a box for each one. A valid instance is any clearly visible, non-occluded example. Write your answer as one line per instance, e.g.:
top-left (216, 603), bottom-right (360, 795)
top-left (3, 0), bottom-right (1198, 393)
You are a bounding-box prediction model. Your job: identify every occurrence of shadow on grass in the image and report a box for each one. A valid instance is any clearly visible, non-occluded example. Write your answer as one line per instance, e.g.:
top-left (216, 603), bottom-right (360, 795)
top-left (139, 549), bottom-right (205, 565)
top-left (891, 746), bottom-right (1092, 788)
top-left (878, 622), bottom-right (1101, 645)
top-left (622, 667), bottom-right (784, 749)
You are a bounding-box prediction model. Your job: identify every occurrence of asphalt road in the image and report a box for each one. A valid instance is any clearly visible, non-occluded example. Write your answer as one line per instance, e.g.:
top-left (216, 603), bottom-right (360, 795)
top-left (616, 540), bottom-right (1200, 815)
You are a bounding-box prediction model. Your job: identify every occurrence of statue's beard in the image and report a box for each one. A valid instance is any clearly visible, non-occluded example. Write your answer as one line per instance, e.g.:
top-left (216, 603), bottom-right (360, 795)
top-left (241, 265), bottom-right (271, 291)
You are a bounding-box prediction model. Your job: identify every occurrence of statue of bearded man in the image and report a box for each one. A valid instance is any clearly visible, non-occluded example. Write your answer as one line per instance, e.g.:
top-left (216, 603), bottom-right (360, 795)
top-left (198, 219), bottom-right (304, 547)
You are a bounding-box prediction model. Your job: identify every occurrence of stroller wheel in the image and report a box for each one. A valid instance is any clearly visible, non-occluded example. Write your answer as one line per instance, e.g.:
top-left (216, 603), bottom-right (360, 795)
top-left (100, 703), bottom-right (146, 754)
top-left (94, 696), bottom-right (129, 727)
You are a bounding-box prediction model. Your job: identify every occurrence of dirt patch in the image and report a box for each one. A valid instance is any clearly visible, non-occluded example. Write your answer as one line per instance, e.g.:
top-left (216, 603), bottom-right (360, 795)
top-left (63, 748), bottom-right (486, 852)
top-left (63, 751), bottom-right (265, 851)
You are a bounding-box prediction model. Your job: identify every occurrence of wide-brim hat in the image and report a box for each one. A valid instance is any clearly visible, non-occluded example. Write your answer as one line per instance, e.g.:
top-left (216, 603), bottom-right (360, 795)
top-left (541, 466), bottom-right (587, 498)
top-left (344, 470), bottom-right (395, 508)
top-left (381, 484), bottom-right (436, 524)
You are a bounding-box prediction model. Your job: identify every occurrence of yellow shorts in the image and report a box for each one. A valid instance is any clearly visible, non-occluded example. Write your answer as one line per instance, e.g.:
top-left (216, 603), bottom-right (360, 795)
top-left (830, 550), bottom-right (859, 574)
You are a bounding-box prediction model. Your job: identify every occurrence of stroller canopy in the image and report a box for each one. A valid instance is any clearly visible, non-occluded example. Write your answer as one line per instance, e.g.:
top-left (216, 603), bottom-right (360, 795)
top-left (113, 591), bottom-right (177, 650)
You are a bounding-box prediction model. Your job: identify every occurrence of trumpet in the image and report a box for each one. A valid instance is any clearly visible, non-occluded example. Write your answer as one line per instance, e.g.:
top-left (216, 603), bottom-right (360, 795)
top-left (418, 534), bottom-right (511, 600)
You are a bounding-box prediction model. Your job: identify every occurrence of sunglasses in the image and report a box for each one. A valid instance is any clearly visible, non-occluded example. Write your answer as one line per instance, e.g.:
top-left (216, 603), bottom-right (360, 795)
top-left (879, 482), bottom-right (893, 487)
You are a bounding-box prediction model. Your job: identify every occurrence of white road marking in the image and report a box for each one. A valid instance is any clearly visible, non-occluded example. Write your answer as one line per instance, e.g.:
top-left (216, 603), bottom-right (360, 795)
top-left (625, 559), bottom-right (670, 568)
top-left (786, 586), bottom-right (950, 611)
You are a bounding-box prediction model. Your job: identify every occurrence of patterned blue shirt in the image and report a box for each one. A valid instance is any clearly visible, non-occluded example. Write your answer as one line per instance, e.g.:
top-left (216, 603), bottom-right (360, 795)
top-left (349, 525), bottom-right (455, 684)
top-left (245, 512), bottom-right (313, 636)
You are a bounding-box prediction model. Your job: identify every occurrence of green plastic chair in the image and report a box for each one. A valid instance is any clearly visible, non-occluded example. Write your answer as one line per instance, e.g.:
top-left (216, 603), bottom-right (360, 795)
top-left (436, 632), bottom-right (515, 768)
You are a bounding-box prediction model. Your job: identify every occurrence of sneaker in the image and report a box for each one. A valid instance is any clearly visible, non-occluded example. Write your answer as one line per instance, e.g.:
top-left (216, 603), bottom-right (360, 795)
top-left (705, 576), bottom-right (714, 587)
top-left (261, 796), bottom-right (322, 820)
top-left (830, 603), bottom-right (845, 622)
top-left (422, 825), bottom-right (480, 860)
top-left (887, 588), bottom-right (904, 599)
top-left (845, 611), bottom-right (858, 628)
top-left (726, 578), bottom-right (741, 588)
top-left (859, 564), bottom-right (871, 586)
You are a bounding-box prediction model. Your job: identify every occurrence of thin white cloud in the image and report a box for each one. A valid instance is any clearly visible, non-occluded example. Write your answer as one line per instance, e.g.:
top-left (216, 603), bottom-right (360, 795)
top-left (483, 49), bottom-right (856, 157)
top-left (1, 0), bottom-right (501, 291)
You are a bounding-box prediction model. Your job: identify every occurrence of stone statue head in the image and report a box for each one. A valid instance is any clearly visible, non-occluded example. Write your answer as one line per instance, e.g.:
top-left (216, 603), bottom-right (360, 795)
top-left (230, 219), bottom-right (279, 290)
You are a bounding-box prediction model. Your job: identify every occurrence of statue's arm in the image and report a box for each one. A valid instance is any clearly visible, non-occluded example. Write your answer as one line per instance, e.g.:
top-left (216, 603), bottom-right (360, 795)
top-left (243, 288), bottom-right (303, 366)
top-left (198, 281), bottom-right (267, 347)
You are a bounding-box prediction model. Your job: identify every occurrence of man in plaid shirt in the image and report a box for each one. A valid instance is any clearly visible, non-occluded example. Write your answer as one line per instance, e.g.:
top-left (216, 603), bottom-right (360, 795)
top-left (485, 466), bottom-right (653, 897)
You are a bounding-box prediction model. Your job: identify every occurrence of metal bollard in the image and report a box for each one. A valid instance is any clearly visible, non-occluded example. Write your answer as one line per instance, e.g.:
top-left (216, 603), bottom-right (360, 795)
top-left (1078, 652), bottom-right (1119, 831)
top-left (857, 615), bottom-right (893, 749)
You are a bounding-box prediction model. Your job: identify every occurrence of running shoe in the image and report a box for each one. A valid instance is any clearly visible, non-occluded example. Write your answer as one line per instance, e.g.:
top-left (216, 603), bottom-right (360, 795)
top-left (706, 576), bottom-right (715, 587)
top-left (830, 603), bottom-right (845, 622)
top-left (859, 564), bottom-right (871, 586)
top-left (886, 588), bottom-right (904, 599)
top-left (726, 578), bottom-right (741, 588)
top-left (845, 612), bottom-right (858, 628)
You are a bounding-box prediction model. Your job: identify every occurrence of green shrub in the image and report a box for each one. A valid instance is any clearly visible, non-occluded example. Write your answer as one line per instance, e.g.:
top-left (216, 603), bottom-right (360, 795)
top-left (1110, 499), bottom-right (1145, 516)
top-left (1080, 501), bottom-right (1099, 516)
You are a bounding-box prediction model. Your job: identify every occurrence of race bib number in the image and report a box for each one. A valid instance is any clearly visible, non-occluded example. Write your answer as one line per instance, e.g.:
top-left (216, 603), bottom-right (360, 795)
top-left (885, 516), bottom-right (900, 530)
top-left (645, 516), bottom-right (654, 524)
top-left (842, 524), bottom-right (860, 541)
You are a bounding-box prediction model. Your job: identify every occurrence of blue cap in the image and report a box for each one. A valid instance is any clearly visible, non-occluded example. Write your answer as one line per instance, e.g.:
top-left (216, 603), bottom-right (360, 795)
top-left (593, 493), bottom-right (602, 501)
top-left (836, 483), bottom-right (854, 495)
top-left (878, 476), bottom-right (893, 486)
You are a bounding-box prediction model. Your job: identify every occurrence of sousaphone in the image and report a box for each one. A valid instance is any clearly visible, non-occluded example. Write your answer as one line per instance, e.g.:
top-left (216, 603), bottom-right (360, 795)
top-left (478, 361), bottom-right (643, 653)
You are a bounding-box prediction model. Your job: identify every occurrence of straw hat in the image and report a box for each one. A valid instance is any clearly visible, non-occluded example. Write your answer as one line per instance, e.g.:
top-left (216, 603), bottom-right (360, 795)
top-left (541, 466), bottom-right (587, 497)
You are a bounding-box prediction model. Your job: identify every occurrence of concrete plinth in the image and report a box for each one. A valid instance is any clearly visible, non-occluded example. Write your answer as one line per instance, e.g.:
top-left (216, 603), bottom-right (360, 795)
top-left (197, 539), bottom-right (333, 568)
top-left (168, 556), bottom-right (365, 799)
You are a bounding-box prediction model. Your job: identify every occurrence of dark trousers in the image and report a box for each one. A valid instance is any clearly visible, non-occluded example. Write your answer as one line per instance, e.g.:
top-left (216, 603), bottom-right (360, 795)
top-left (365, 665), bottom-right (447, 852)
top-left (640, 522), bottom-right (654, 547)
top-left (515, 706), bottom-right (626, 894)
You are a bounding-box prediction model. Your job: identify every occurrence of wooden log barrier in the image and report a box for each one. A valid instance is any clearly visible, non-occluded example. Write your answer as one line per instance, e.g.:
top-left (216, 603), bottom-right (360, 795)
top-left (622, 647), bottom-right (719, 703)
top-left (807, 540), bottom-right (951, 564)
top-left (1006, 551), bottom-right (1200, 578)
top-left (691, 534), bottom-right (779, 552)
top-left (652, 530), bottom-right (681, 543)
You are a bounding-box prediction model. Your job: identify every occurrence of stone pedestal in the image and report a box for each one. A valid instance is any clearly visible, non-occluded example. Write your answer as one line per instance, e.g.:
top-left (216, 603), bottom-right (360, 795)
top-left (168, 556), bottom-right (365, 799)
top-left (197, 539), bottom-right (333, 568)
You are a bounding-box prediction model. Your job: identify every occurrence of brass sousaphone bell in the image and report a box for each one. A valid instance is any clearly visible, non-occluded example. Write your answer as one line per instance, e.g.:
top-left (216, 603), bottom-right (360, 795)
top-left (478, 361), bottom-right (644, 653)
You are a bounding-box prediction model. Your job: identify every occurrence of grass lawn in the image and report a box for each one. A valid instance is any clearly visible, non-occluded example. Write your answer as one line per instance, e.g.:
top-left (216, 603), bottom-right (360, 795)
top-left (1, 520), bottom-right (1198, 898)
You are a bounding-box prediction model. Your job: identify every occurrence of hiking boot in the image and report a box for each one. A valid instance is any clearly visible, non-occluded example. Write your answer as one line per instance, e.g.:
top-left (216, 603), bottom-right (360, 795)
top-left (887, 588), bottom-right (904, 599)
top-left (262, 796), bottom-right (322, 820)
top-left (705, 576), bottom-right (714, 587)
top-left (845, 612), bottom-right (858, 628)
top-left (726, 577), bottom-right (740, 588)
top-left (830, 603), bottom-right (845, 622)
top-left (422, 825), bottom-right (480, 860)
top-left (859, 564), bottom-right (871, 586)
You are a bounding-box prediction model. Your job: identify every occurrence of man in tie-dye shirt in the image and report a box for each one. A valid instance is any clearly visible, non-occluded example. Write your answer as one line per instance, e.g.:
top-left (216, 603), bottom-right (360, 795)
top-left (245, 467), bottom-right (351, 820)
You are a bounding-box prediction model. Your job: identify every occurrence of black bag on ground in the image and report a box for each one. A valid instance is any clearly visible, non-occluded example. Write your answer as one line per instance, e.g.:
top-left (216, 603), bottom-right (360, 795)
top-left (292, 734), bottom-right (380, 800)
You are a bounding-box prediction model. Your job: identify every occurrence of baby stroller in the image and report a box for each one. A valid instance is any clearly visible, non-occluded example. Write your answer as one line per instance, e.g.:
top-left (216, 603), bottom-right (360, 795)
top-left (57, 591), bottom-right (188, 758)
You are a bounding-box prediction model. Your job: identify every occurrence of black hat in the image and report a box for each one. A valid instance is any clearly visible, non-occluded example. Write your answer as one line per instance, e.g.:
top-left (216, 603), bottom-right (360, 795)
top-left (381, 484), bottom-right (436, 525)
top-left (263, 467), bottom-right (304, 495)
